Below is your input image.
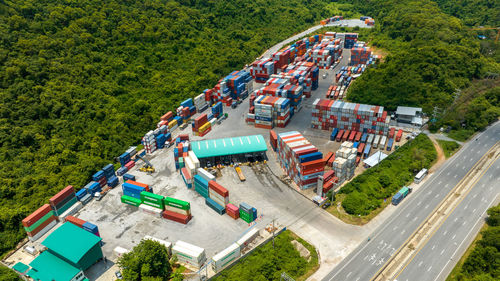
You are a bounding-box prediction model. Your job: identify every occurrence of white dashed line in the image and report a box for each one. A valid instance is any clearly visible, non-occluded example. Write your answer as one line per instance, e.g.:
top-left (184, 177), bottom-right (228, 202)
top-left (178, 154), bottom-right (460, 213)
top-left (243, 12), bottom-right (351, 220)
top-left (406, 213), bottom-right (410, 218)
top-left (452, 234), bottom-right (456, 240)
top-left (401, 230), bottom-right (406, 235)
top-left (417, 201), bottom-right (422, 206)
top-left (473, 208), bottom-right (476, 213)
top-left (463, 221), bottom-right (467, 226)
top-left (431, 245), bottom-right (435, 250)
top-left (346, 272), bottom-right (352, 278)
top-left (428, 266), bottom-right (432, 272)
top-left (443, 230), bottom-right (447, 236)
top-left (435, 193), bottom-right (440, 198)
top-left (454, 217), bottom-right (458, 222)
top-left (425, 204), bottom-right (429, 209)
top-left (440, 249), bottom-right (445, 255)
top-left (418, 261), bottom-right (423, 267)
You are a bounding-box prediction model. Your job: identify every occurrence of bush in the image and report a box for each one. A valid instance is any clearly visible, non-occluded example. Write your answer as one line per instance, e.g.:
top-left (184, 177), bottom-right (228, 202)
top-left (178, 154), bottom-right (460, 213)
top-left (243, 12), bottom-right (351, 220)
top-left (340, 134), bottom-right (436, 216)
top-left (437, 140), bottom-right (460, 158)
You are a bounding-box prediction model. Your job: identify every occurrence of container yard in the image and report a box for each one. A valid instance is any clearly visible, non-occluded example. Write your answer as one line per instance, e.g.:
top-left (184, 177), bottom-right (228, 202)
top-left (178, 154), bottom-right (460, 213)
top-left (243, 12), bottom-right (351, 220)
top-left (4, 25), bottom-right (421, 281)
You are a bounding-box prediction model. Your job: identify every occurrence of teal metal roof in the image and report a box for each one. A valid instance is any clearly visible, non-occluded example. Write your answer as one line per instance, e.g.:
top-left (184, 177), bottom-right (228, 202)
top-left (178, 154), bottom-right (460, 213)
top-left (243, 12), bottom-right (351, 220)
top-left (28, 251), bottom-right (81, 281)
top-left (192, 135), bottom-right (267, 158)
top-left (12, 262), bottom-right (29, 273)
top-left (42, 222), bottom-right (102, 265)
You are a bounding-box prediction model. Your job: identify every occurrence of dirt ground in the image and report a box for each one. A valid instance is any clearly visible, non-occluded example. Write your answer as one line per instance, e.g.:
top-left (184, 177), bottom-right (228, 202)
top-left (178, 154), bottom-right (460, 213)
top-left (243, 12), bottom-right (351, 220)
top-left (428, 135), bottom-right (446, 173)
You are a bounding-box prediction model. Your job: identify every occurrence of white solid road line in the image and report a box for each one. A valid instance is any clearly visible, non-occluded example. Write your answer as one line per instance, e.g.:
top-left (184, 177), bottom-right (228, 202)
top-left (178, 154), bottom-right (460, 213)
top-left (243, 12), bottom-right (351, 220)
top-left (432, 194), bottom-right (499, 281)
top-left (325, 125), bottom-right (498, 281)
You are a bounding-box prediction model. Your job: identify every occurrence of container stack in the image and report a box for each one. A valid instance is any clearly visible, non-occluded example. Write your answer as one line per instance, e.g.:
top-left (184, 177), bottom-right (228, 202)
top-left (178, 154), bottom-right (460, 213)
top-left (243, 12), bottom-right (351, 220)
top-left (141, 191), bottom-right (165, 210)
top-left (276, 131), bottom-right (325, 189)
top-left (163, 197), bottom-right (192, 224)
top-left (272, 49), bottom-right (291, 70)
top-left (269, 130), bottom-right (278, 151)
top-left (173, 135), bottom-right (190, 170)
top-left (173, 241), bottom-right (206, 268)
top-left (121, 180), bottom-right (151, 205)
top-left (102, 164), bottom-right (118, 188)
top-left (211, 101), bottom-right (224, 119)
top-left (321, 170), bottom-right (339, 196)
top-left (333, 142), bottom-right (357, 184)
top-left (50, 185), bottom-right (77, 216)
top-left (250, 58), bottom-right (276, 83)
top-left (350, 46), bottom-right (372, 66)
top-left (311, 99), bottom-right (390, 135)
top-left (365, 18), bottom-right (375, 26)
top-left (75, 188), bottom-right (92, 205)
top-left (194, 94), bottom-right (208, 113)
top-left (239, 202), bottom-right (257, 223)
top-left (226, 203), bottom-right (240, 220)
top-left (83, 181), bottom-right (101, 197)
top-left (82, 222), bottom-right (100, 237)
top-left (251, 96), bottom-right (291, 129)
top-left (207, 181), bottom-right (229, 215)
top-left (192, 113), bottom-right (211, 137)
top-left (222, 70), bottom-right (253, 100)
top-left (193, 174), bottom-right (209, 198)
top-left (92, 170), bottom-right (106, 188)
top-left (212, 243), bottom-right (241, 272)
top-left (344, 33), bottom-right (358, 49)
top-left (158, 111), bottom-right (175, 129)
top-left (180, 167), bottom-right (193, 189)
top-left (142, 131), bottom-right (157, 154)
top-left (23, 204), bottom-right (58, 242)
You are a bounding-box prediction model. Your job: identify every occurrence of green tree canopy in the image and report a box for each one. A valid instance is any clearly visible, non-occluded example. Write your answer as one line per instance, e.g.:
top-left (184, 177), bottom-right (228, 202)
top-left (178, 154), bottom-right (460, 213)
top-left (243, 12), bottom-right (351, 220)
top-left (118, 239), bottom-right (172, 281)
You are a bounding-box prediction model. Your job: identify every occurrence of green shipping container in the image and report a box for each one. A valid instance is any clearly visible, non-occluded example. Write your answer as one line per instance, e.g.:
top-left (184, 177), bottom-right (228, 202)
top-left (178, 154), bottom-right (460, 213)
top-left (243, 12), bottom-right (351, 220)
top-left (121, 195), bottom-right (142, 207)
top-left (164, 197), bottom-right (190, 210)
top-left (140, 191), bottom-right (164, 202)
top-left (143, 200), bottom-right (164, 210)
top-left (23, 211), bottom-right (55, 232)
top-left (54, 197), bottom-right (77, 216)
top-left (239, 210), bottom-right (252, 223)
top-left (399, 186), bottom-right (410, 197)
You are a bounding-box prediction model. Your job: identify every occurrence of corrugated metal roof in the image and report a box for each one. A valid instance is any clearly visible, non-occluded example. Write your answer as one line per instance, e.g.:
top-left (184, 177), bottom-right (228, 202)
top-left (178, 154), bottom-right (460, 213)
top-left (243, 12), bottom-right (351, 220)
top-left (42, 222), bottom-right (102, 265)
top-left (364, 151), bottom-right (388, 167)
top-left (12, 262), bottom-right (29, 273)
top-left (192, 135), bottom-right (267, 159)
top-left (396, 106), bottom-right (422, 116)
top-left (28, 251), bottom-right (81, 281)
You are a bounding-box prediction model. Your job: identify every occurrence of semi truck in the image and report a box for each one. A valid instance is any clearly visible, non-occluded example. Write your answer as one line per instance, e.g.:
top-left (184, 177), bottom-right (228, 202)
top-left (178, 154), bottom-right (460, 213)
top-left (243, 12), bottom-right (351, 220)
top-left (392, 186), bottom-right (412, 205)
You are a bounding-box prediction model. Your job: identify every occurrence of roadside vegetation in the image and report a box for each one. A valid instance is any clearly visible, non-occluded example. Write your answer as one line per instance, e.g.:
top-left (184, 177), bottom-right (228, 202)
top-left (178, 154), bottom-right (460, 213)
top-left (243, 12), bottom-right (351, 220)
top-left (328, 134), bottom-right (436, 221)
top-left (437, 140), bottom-right (460, 158)
top-left (430, 81), bottom-right (500, 141)
top-left (0, 266), bottom-right (21, 281)
top-left (0, 0), bottom-right (335, 257)
top-left (213, 230), bottom-right (318, 281)
top-left (447, 203), bottom-right (500, 281)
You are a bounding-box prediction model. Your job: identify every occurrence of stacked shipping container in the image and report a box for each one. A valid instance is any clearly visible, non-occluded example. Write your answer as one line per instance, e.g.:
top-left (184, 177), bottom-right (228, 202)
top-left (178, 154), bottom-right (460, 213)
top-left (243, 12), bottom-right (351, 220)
top-left (50, 185), bottom-right (78, 217)
top-left (276, 131), bottom-right (325, 189)
top-left (22, 204), bottom-right (58, 241)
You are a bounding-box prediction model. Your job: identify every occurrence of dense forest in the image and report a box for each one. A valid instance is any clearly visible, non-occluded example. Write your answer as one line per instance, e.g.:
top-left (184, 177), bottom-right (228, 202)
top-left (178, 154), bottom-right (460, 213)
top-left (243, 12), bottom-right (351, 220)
top-left (0, 0), bottom-right (334, 257)
top-left (433, 0), bottom-right (500, 27)
top-left (447, 204), bottom-right (500, 281)
top-left (344, 0), bottom-right (499, 114)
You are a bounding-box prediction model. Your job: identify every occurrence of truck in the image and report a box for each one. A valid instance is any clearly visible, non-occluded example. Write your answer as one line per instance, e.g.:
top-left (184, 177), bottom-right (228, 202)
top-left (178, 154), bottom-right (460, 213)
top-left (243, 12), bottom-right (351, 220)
top-left (361, 133), bottom-right (368, 143)
top-left (392, 186), bottom-right (412, 205)
top-left (367, 134), bottom-right (374, 145)
top-left (336, 130), bottom-right (344, 142)
top-left (348, 130), bottom-right (356, 142)
top-left (235, 165), bottom-right (246, 182)
top-left (330, 128), bottom-right (339, 141)
top-left (363, 144), bottom-right (371, 158)
top-left (387, 138), bottom-right (394, 151)
top-left (342, 130), bottom-right (350, 141)
top-left (355, 131), bottom-right (362, 142)
top-left (395, 129), bottom-right (403, 142)
top-left (373, 134), bottom-right (380, 149)
top-left (379, 135), bottom-right (387, 150)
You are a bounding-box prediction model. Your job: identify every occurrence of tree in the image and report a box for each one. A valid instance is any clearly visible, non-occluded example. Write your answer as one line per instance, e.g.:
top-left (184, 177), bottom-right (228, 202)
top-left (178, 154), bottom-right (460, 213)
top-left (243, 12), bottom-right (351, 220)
top-left (487, 205), bottom-right (500, 227)
top-left (0, 266), bottom-right (21, 281)
top-left (118, 239), bottom-right (172, 281)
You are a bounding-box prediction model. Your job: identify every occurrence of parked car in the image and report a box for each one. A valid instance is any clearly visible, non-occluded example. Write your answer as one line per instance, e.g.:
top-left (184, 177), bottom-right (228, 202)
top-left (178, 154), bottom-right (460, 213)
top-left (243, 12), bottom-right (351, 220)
top-left (322, 202), bottom-right (331, 209)
top-left (115, 271), bottom-right (123, 280)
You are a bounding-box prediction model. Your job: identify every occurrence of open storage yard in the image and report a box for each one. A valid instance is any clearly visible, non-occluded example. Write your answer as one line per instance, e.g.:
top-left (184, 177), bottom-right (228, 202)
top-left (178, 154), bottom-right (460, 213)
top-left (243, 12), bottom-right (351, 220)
top-left (4, 24), bottom-right (425, 280)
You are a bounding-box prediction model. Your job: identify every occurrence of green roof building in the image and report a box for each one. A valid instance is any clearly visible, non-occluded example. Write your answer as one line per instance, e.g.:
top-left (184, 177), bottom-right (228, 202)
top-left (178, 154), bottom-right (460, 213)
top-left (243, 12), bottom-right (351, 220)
top-left (28, 222), bottom-right (103, 281)
top-left (191, 135), bottom-right (267, 165)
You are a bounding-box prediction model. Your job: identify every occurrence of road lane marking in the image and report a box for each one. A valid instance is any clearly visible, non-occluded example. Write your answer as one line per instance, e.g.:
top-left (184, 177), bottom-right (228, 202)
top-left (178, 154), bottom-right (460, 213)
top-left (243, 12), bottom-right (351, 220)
top-left (413, 217), bottom-right (418, 222)
top-left (438, 181), bottom-right (442, 185)
top-left (393, 226), bottom-right (398, 231)
top-left (433, 193), bottom-right (500, 281)
top-left (445, 183), bottom-right (449, 187)
top-left (428, 266), bottom-right (432, 272)
top-left (431, 245), bottom-right (435, 250)
top-left (463, 221), bottom-right (466, 226)
top-left (454, 217), bottom-right (458, 222)
top-left (406, 213), bottom-right (410, 218)
top-left (346, 272), bottom-right (352, 278)
top-left (440, 249), bottom-right (445, 255)
top-left (464, 204), bottom-right (468, 210)
top-left (473, 208), bottom-right (476, 213)
top-left (454, 174), bottom-right (458, 178)
top-left (417, 201), bottom-right (421, 206)
top-left (425, 204), bottom-right (429, 209)
top-left (443, 230), bottom-right (447, 236)
top-left (401, 230), bottom-right (406, 235)
top-left (452, 234), bottom-right (456, 240)
top-left (418, 261), bottom-right (423, 267)
top-left (435, 193), bottom-right (440, 198)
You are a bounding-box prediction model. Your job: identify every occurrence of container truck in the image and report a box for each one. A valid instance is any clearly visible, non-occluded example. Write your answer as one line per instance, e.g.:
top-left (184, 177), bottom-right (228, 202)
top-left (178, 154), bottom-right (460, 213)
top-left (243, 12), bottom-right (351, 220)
top-left (392, 186), bottom-right (411, 205)
top-left (348, 130), bottom-right (356, 142)
top-left (380, 135), bottom-right (387, 149)
top-left (367, 134), bottom-right (374, 145)
top-left (396, 129), bottom-right (403, 142)
top-left (336, 130), bottom-right (344, 142)
top-left (330, 128), bottom-right (339, 141)
top-left (361, 133), bottom-right (368, 143)
top-left (373, 135), bottom-right (380, 149)
top-left (342, 130), bottom-right (350, 141)
top-left (363, 144), bottom-right (371, 158)
top-left (387, 138), bottom-right (394, 151)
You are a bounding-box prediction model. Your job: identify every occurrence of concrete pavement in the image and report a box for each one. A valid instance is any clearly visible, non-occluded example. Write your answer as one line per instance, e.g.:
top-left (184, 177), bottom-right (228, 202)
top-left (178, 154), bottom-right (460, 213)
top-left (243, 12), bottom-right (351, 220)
top-left (322, 121), bottom-right (500, 281)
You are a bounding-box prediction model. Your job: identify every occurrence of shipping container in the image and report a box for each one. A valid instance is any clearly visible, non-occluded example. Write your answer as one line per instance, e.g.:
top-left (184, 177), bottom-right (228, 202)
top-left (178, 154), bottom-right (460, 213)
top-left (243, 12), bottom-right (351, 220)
top-left (387, 138), bottom-right (394, 151)
top-left (236, 228), bottom-right (260, 249)
top-left (212, 243), bottom-right (241, 272)
top-left (205, 197), bottom-right (225, 215)
top-left (173, 241), bottom-right (206, 268)
top-left (22, 204), bottom-right (53, 228)
top-left (162, 210), bottom-right (191, 224)
top-left (144, 235), bottom-right (172, 254)
top-left (49, 185), bottom-right (75, 207)
top-left (121, 195), bottom-right (142, 207)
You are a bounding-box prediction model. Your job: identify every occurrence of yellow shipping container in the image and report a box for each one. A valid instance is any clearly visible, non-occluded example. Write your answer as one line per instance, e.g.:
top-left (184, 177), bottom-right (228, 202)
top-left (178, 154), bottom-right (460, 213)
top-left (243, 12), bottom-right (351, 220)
top-left (168, 120), bottom-right (177, 128)
top-left (198, 122), bottom-right (211, 133)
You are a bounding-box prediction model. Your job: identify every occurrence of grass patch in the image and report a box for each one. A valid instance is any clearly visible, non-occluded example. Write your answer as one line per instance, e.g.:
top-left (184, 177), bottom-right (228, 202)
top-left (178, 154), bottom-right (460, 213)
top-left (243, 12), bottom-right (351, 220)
top-left (213, 230), bottom-right (318, 281)
top-left (437, 140), bottom-right (461, 158)
top-left (448, 129), bottom-right (475, 142)
top-left (328, 134), bottom-right (436, 222)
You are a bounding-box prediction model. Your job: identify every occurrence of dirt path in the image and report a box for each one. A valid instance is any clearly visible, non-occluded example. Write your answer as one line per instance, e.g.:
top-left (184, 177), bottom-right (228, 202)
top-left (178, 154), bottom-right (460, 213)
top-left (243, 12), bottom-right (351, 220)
top-left (428, 135), bottom-right (446, 173)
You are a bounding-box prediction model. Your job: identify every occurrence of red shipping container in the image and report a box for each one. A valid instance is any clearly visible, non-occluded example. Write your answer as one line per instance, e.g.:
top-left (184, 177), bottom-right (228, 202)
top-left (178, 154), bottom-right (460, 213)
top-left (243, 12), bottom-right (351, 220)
top-left (324, 170), bottom-right (335, 182)
top-left (269, 130), bottom-right (278, 150)
top-left (27, 216), bottom-right (57, 237)
top-left (194, 114), bottom-right (208, 129)
top-left (98, 177), bottom-right (107, 187)
top-left (356, 156), bottom-right (361, 166)
top-left (161, 111), bottom-right (174, 121)
top-left (327, 155), bottom-right (336, 167)
top-left (208, 181), bottom-right (229, 197)
top-left (49, 186), bottom-right (75, 207)
top-left (22, 204), bottom-right (52, 228)
top-left (336, 130), bottom-right (344, 141)
top-left (396, 129), bottom-right (403, 142)
top-left (295, 147), bottom-right (319, 156)
top-left (322, 181), bottom-right (334, 194)
top-left (162, 210), bottom-right (191, 224)
top-left (179, 134), bottom-right (189, 141)
top-left (125, 161), bottom-right (135, 169)
top-left (355, 131), bottom-right (362, 142)
top-left (181, 167), bottom-right (192, 180)
top-left (342, 130), bottom-right (350, 141)
top-left (65, 215), bottom-right (86, 228)
top-left (125, 180), bottom-right (150, 192)
top-left (301, 159), bottom-right (326, 170)
top-left (348, 130), bottom-right (356, 142)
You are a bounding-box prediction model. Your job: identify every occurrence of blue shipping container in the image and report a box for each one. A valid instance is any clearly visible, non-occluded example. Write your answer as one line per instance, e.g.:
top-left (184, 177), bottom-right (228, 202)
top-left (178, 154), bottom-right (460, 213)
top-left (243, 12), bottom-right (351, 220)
top-left (76, 189), bottom-right (87, 200)
top-left (123, 174), bottom-right (135, 182)
top-left (206, 197), bottom-right (225, 215)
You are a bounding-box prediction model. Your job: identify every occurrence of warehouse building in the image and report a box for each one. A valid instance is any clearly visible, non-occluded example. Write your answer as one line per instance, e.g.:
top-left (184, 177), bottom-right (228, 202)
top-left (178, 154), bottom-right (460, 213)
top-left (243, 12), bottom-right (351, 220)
top-left (395, 106), bottom-right (423, 126)
top-left (191, 135), bottom-right (268, 167)
top-left (23, 222), bottom-right (103, 281)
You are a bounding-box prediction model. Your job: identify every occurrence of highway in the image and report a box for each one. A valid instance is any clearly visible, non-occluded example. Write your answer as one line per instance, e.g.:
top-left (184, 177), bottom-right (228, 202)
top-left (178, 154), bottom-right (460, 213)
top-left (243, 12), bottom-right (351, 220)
top-left (394, 156), bottom-right (499, 281)
top-left (323, 121), bottom-right (500, 281)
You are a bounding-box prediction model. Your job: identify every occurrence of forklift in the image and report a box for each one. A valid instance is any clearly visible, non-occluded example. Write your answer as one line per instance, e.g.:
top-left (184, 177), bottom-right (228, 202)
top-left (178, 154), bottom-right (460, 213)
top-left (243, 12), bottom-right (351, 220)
top-left (136, 154), bottom-right (155, 174)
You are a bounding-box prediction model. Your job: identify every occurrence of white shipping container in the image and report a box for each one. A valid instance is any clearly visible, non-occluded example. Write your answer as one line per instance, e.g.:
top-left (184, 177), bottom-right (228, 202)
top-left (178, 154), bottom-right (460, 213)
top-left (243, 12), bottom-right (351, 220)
top-left (188, 151), bottom-right (200, 169)
top-left (140, 204), bottom-right (162, 217)
top-left (144, 235), bottom-right (172, 254)
top-left (197, 168), bottom-right (215, 182)
top-left (211, 243), bottom-right (241, 272)
top-left (28, 219), bottom-right (58, 242)
top-left (184, 156), bottom-right (196, 176)
top-left (165, 205), bottom-right (191, 216)
top-left (173, 241), bottom-right (206, 268)
top-left (209, 189), bottom-right (228, 207)
top-left (236, 228), bottom-right (260, 249)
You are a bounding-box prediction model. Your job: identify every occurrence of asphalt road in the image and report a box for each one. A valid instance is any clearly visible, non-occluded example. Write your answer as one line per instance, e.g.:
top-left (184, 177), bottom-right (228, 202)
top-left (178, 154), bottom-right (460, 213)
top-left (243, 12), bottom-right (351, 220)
top-left (323, 121), bottom-right (500, 281)
top-left (395, 156), bottom-right (500, 281)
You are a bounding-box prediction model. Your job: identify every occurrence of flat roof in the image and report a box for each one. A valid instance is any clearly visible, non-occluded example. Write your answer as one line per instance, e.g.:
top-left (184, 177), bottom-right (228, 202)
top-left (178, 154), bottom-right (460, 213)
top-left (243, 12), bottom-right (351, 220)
top-left (191, 135), bottom-right (267, 158)
top-left (12, 262), bottom-right (29, 273)
top-left (364, 151), bottom-right (388, 167)
top-left (28, 251), bottom-right (81, 281)
top-left (396, 106), bottom-right (422, 116)
top-left (42, 222), bottom-right (102, 265)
